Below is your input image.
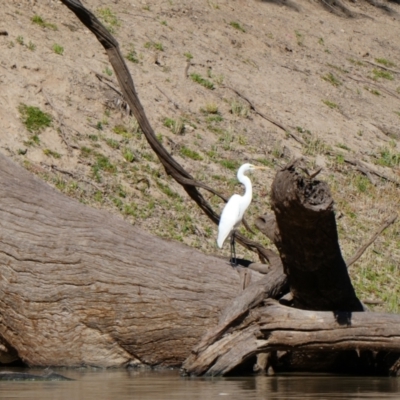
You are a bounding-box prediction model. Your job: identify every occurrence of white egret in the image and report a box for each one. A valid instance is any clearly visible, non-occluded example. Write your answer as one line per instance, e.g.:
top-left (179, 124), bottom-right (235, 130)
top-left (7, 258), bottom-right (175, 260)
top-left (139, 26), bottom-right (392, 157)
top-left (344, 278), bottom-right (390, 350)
top-left (217, 163), bottom-right (266, 266)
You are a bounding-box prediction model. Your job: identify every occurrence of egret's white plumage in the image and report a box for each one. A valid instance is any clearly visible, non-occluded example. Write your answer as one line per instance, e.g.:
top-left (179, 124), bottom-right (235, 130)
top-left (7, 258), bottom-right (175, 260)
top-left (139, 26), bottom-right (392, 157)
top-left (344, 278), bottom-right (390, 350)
top-left (217, 163), bottom-right (264, 250)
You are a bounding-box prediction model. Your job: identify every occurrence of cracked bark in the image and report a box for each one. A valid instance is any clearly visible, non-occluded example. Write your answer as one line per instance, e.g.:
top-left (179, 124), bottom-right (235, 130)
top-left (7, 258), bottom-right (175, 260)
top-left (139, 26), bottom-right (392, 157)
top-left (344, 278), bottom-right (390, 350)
top-left (0, 153), bottom-right (250, 367)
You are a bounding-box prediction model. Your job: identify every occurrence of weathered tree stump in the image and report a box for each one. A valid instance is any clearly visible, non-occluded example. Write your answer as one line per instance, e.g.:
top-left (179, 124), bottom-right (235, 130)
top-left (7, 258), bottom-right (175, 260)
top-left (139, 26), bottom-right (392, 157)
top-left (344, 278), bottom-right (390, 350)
top-left (182, 163), bottom-right (400, 376)
top-left (267, 161), bottom-right (364, 312)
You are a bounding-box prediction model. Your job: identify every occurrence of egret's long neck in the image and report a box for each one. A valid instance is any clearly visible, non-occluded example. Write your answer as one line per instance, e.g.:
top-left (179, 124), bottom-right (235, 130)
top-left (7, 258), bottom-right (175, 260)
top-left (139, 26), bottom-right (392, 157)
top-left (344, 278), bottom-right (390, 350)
top-left (240, 175), bottom-right (252, 208)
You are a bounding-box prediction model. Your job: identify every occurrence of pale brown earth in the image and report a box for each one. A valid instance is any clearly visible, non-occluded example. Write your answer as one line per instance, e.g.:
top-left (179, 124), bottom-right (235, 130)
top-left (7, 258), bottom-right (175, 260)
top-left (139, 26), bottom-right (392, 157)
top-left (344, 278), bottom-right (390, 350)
top-left (0, 0), bottom-right (399, 311)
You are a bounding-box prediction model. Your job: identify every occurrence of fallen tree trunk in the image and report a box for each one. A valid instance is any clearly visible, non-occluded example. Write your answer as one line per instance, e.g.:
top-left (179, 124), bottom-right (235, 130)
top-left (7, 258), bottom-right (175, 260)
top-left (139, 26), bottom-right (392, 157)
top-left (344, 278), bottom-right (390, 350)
top-left (182, 300), bottom-right (400, 376)
top-left (0, 153), bottom-right (253, 367)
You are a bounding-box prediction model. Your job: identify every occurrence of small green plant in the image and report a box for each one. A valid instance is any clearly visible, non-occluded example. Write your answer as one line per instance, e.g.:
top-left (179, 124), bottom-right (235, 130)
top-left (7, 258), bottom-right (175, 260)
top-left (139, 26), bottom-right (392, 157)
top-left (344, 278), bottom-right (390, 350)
top-left (207, 0), bottom-right (220, 9)
top-left (256, 158), bottom-right (274, 168)
top-left (122, 147), bottom-right (135, 162)
top-left (230, 100), bottom-right (249, 117)
top-left (375, 148), bottom-right (400, 168)
top-left (105, 138), bottom-right (119, 149)
top-left (336, 143), bottom-right (350, 151)
top-left (163, 117), bottom-right (184, 135)
top-left (206, 115), bottom-right (223, 123)
top-left (180, 146), bottom-right (203, 161)
top-left (43, 149), bottom-right (61, 159)
top-left (144, 41), bottom-right (164, 51)
top-left (16, 35), bottom-right (24, 45)
top-left (321, 72), bottom-right (341, 87)
top-left (27, 41), bottom-right (36, 51)
top-left (157, 181), bottom-right (180, 199)
top-left (322, 100), bottom-right (338, 109)
top-left (31, 15), bottom-right (57, 30)
top-left (354, 175), bottom-right (371, 193)
top-left (230, 21), bottom-right (245, 33)
top-left (19, 104), bottom-right (52, 132)
top-left (295, 30), bottom-right (304, 46)
top-left (237, 135), bottom-right (247, 146)
top-left (202, 103), bottom-right (219, 114)
top-left (80, 146), bottom-right (93, 157)
top-left (52, 43), bottom-right (64, 55)
top-left (190, 73), bottom-right (214, 90)
top-left (184, 52), bottom-right (193, 60)
top-left (23, 134), bottom-right (41, 147)
top-left (96, 121), bottom-right (103, 131)
top-left (375, 58), bottom-right (396, 68)
top-left (161, 20), bottom-right (167, 26)
top-left (97, 8), bottom-right (120, 33)
top-left (347, 58), bottom-right (365, 67)
top-left (304, 136), bottom-right (330, 156)
top-left (126, 45), bottom-right (139, 63)
top-left (371, 69), bottom-right (394, 81)
top-left (318, 37), bottom-right (324, 45)
top-left (92, 154), bottom-right (117, 181)
top-left (364, 86), bottom-right (381, 96)
top-left (326, 63), bottom-right (349, 74)
top-left (104, 66), bottom-right (113, 76)
top-left (220, 159), bottom-right (240, 171)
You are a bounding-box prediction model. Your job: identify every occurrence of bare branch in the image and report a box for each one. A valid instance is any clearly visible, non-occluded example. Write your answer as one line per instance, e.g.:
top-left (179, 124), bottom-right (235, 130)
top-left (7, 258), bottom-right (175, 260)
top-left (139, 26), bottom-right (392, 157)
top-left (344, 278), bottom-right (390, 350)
top-left (346, 213), bottom-right (398, 267)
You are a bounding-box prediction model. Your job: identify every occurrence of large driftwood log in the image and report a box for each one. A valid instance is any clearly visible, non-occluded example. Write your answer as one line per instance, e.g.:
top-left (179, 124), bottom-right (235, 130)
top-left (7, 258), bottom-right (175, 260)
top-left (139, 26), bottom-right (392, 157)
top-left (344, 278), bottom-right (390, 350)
top-left (182, 300), bottom-right (400, 376)
top-left (0, 153), bottom-right (258, 367)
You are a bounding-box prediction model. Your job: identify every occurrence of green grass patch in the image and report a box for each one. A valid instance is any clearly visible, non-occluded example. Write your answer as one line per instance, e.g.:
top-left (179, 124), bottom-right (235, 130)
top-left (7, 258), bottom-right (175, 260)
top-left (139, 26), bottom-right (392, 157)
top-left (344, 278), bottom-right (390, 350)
top-left (321, 72), bottom-right (341, 87)
top-left (347, 58), bottom-right (365, 67)
top-left (375, 58), bottom-right (396, 68)
top-left (126, 45), bottom-right (139, 63)
top-left (19, 104), bottom-right (52, 132)
top-left (180, 146), bottom-right (203, 160)
top-left (163, 118), bottom-right (184, 135)
top-left (190, 73), bottom-right (214, 90)
top-left (220, 159), bottom-right (240, 171)
top-left (157, 181), bottom-right (181, 199)
top-left (371, 68), bottom-right (394, 81)
top-left (97, 8), bottom-right (120, 33)
top-left (105, 138), bottom-right (120, 149)
top-left (92, 154), bottom-right (117, 182)
top-left (31, 15), bottom-right (57, 30)
top-left (230, 100), bottom-right (249, 117)
top-left (375, 148), bottom-right (400, 168)
top-left (322, 100), bottom-right (338, 109)
top-left (43, 149), bottom-right (61, 159)
top-left (52, 43), bottom-right (64, 55)
top-left (144, 41), bottom-right (164, 51)
top-left (295, 30), bottom-right (304, 46)
top-left (122, 147), bottom-right (136, 162)
top-left (27, 41), bottom-right (36, 51)
top-left (230, 21), bottom-right (245, 32)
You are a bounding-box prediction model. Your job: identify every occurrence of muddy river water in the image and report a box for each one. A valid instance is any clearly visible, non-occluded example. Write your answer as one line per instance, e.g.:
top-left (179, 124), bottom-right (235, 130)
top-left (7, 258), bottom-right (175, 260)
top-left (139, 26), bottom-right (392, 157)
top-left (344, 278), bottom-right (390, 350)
top-left (0, 368), bottom-right (399, 399)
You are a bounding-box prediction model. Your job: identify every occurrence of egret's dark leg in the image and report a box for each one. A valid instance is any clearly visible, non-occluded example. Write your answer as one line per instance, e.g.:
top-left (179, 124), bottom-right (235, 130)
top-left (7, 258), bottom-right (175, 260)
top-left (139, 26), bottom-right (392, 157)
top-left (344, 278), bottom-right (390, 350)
top-left (230, 231), bottom-right (237, 267)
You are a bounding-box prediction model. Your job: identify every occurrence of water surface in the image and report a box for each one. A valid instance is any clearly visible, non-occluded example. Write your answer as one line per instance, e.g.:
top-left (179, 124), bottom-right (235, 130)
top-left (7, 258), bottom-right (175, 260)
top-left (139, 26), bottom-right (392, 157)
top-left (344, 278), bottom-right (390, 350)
top-left (0, 369), bottom-right (399, 399)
